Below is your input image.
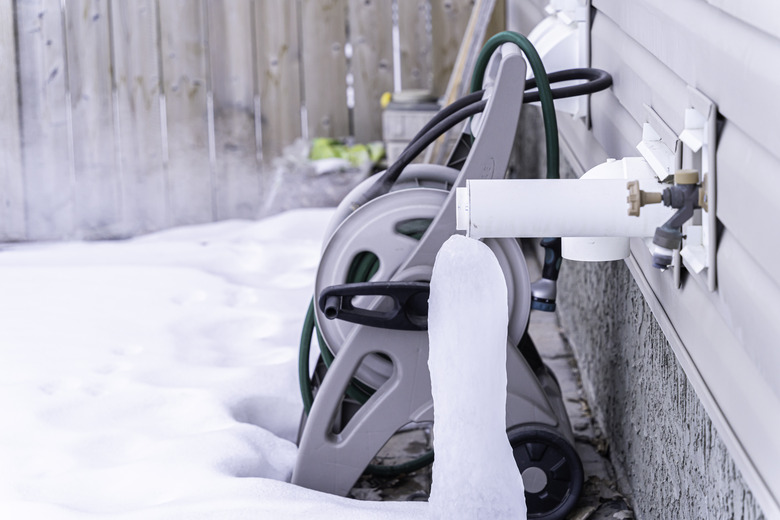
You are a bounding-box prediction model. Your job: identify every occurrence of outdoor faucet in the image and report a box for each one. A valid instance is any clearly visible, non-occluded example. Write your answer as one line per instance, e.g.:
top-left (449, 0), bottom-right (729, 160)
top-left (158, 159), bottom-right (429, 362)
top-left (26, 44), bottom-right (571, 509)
top-left (648, 170), bottom-right (705, 270)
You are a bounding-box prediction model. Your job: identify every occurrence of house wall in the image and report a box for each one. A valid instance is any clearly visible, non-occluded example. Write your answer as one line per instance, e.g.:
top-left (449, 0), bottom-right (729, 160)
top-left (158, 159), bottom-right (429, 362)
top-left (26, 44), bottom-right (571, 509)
top-left (508, 0), bottom-right (780, 518)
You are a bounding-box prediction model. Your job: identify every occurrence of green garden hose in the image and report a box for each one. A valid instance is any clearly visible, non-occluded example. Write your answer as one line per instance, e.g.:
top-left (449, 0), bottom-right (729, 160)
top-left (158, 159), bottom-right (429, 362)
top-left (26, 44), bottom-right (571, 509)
top-left (470, 31), bottom-right (560, 180)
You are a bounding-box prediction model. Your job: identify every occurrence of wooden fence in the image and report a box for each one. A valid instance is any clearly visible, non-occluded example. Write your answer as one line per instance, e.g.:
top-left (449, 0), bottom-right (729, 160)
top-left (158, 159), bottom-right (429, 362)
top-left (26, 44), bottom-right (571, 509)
top-left (0, 0), bottom-right (485, 241)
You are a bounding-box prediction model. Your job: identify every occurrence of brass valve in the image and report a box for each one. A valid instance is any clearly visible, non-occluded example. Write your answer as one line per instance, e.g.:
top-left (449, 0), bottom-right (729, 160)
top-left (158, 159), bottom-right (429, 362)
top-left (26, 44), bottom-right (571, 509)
top-left (627, 180), bottom-right (663, 217)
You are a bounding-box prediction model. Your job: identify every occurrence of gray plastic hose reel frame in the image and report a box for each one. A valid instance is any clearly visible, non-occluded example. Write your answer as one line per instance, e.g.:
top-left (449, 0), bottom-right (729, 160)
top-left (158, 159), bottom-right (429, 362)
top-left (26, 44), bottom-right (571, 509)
top-left (293, 44), bottom-right (576, 497)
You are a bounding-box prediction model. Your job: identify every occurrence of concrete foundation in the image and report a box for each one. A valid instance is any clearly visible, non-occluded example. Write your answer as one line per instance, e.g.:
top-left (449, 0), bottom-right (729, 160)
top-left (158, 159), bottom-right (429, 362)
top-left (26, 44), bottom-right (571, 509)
top-left (557, 258), bottom-right (765, 519)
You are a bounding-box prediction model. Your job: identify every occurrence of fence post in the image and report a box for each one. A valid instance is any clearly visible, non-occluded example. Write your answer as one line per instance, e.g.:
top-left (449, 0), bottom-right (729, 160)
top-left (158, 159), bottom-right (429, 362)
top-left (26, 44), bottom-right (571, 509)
top-left (110, 0), bottom-right (167, 235)
top-left (348, 0), bottom-right (393, 142)
top-left (430, 0), bottom-right (474, 97)
top-left (64, 0), bottom-right (121, 238)
top-left (398, 0), bottom-right (433, 91)
top-left (0, 0), bottom-right (26, 240)
top-left (255, 0), bottom-right (302, 162)
top-left (158, 0), bottom-right (214, 226)
top-left (16, 0), bottom-right (74, 240)
top-left (427, 0), bottom-right (496, 164)
top-left (300, 0), bottom-right (349, 139)
top-left (206, 0), bottom-right (260, 220)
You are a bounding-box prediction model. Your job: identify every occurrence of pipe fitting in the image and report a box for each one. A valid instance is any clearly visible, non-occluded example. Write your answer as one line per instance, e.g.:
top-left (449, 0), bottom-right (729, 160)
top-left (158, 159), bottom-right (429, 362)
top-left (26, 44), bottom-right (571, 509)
top-left (651, 244), bottom-right (675, 271)
top-left (650, 169), bottom-right (702, 269)
top-left (674, 169), bottom-right (699, 185)
top-left (652, 225), bottom-right (683, 250)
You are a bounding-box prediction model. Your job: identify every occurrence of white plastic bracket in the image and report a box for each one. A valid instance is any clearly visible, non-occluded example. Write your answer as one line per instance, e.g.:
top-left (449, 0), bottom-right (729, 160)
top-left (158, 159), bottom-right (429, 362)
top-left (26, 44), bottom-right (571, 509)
top-left (634, 106), bottom-right (681, 264)
top-left (678, 86), bottom-right (717, 292)
top-left (636, 104), bottom-right (681, 183)
top-left (527, 0), bottom-right (591, 118)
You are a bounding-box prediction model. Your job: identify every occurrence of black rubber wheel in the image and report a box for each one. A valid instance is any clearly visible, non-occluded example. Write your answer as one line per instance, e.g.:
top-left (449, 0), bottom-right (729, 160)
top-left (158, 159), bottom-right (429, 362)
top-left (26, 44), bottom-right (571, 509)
top-left (507, 424), bottom-right (584, 520)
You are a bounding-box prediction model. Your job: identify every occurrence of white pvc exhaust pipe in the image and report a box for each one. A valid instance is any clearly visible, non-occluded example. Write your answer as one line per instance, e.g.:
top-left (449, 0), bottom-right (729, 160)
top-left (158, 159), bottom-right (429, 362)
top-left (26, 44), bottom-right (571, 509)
top-left (455, 158), bottom-right (676, 261)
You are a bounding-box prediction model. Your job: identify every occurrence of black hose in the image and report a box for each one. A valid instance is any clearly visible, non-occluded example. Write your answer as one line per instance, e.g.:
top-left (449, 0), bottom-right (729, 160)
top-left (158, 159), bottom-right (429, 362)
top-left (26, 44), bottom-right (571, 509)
top-left (406, 89), bottom-right (486, 151)
top-left (353, 67), bottom-right (612, 209)
top-left (524, 67), bottom-right (612, 103)
top-left (351, 100), bottom-right (488, 208)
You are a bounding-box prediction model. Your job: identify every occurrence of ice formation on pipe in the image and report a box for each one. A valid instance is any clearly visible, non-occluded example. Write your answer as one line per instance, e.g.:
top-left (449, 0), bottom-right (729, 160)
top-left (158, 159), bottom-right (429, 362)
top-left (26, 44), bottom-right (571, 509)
top-left (427, 235), bottom-right (527, 519)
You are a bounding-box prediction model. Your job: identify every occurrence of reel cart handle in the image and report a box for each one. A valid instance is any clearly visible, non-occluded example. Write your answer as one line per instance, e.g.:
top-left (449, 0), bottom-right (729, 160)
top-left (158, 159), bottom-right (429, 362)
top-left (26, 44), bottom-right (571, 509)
top-left (319, 281), bottom-right (430, 331)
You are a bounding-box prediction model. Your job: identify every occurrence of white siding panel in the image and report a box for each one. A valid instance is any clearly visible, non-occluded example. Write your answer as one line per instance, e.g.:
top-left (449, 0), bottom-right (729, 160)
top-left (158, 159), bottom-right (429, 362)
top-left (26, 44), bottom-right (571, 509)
top-left (506, 0), bottom-right (544, 35)
top-left (716, 231), bottom-right (780, 395)
top-left (718, 123), bottom-right (780, 289)
top-left (594, 0), bottom-right (780, 163)
top-left (511, 0), bottom-right (780, 516)
top-left (706, 0), bottom-right (780, 41)
top-left (592, 10), bottom-right (780, 290)
top-left (589, 91), bottom-right (640, 162)
top-left (589, 5), bottom-right (780, 382)
top-left (591, 12), bottom-right (688, 134)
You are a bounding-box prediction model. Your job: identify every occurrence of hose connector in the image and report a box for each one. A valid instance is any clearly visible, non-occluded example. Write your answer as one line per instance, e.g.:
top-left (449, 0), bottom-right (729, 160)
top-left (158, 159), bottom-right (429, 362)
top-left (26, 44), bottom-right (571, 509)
top-left (531, 237), bottom-right (561, 312)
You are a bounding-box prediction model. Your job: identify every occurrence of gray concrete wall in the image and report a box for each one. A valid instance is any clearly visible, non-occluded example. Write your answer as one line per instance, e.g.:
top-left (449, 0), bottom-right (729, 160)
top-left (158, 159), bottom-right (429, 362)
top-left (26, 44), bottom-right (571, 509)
top-left (512, 107), bottom-right (766, 519)
top-left (557, 255), bottom-right (765, 520)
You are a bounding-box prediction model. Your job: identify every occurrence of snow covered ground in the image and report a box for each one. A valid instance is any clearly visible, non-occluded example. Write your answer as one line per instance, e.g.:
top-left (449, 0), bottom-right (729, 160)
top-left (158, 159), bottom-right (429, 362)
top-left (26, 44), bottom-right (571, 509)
top-left (0, 208), bottom-right (429, 519)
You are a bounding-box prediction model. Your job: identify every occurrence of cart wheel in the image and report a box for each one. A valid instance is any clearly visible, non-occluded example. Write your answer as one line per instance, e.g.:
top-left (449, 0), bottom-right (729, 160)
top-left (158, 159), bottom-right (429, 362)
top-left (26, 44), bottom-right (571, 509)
top-left (507, 424), bottom-right (583, 520)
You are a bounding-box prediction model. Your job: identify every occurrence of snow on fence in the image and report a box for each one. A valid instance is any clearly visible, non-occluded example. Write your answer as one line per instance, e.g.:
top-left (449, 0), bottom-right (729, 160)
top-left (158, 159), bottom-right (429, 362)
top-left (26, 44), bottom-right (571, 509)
top-left (0, 0), bottom-right (478, 241)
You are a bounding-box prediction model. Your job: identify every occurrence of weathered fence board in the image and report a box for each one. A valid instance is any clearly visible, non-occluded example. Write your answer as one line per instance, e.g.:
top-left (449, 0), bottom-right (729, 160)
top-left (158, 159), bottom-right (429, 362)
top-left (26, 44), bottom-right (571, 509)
top-left (64, 0), bottom-right (120, 238)
top-left (158, 0), bottom-right (214, 226)
top-left (485, 0), bottom-right (505, 42)
top-left (348, 0), bottom-right (394, 142)
top-left (3, 0), bottom-right (477, 241)
top-left (301, 0), bottom-right (349, 138)
top-left (431, 0), bottom-right (475, 96)
top-left (17, 0), bottom-right (74, 240)
top-left (0, 0), bottom-right (25, 240)
top-left (255, 0), bottom-right (302, 161)
top-left (398, 0), bottom-right (432, 91)
top-left (206, 0), bottom-right (260, 219)
top-left (427, 0), bottom-right (497, 163)
top-left (109, 0), bottom-right (167, 235)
